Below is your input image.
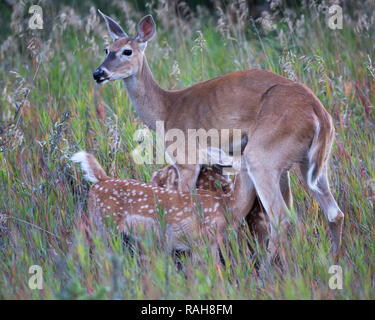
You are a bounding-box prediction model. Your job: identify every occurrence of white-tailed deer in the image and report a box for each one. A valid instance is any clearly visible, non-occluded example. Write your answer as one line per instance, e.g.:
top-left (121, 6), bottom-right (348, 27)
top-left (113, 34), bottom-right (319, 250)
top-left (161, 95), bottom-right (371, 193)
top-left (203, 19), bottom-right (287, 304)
top-left (93, 12), bottom-right (344, 259)
top-left (151, 164), bottom-right (270, 246)
top-left (71, 151), bottom-right (255, 260)
top-left (151, 165), bottom-right (233, 194)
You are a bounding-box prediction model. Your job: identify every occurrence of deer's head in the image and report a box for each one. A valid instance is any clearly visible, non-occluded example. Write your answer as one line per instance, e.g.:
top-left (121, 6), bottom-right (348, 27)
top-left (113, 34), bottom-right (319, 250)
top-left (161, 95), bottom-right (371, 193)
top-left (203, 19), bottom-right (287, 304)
top-left (93, 10), bottom-right (155, 84)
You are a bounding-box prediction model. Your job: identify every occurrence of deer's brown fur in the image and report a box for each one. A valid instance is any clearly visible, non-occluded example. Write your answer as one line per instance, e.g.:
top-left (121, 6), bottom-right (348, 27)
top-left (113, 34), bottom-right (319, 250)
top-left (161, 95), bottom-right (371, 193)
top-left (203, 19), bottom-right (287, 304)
top-left (72, 152), bottom-right (254, 257)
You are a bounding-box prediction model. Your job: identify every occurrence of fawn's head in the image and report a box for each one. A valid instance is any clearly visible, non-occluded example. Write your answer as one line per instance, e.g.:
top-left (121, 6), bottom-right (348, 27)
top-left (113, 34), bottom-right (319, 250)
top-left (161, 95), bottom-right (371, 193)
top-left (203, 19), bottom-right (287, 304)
top-left (93, 10), bottom-right (155, 84)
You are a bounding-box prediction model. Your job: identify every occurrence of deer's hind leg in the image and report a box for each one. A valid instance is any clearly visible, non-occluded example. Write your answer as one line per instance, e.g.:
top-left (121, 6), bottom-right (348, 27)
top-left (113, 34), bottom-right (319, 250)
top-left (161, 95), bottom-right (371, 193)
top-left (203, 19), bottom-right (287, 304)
top-left (247, 170), bottom-right (292, 250)
top-left (244, 166), bottom-right (291, 262)
top-left (280, 170), bottom-right (293, 210)
top-left (300, 161), bottom-right (344, 256)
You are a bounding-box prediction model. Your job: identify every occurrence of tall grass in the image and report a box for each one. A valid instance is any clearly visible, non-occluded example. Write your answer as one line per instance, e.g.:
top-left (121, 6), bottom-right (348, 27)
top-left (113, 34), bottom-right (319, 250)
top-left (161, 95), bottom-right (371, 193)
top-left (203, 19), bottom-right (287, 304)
top-left (0, 0), bottom-right (374, 299)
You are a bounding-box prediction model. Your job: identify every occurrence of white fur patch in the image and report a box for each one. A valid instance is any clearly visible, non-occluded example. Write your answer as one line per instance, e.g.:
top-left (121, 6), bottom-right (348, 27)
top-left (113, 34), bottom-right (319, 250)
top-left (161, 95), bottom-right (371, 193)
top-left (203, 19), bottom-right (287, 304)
top-left (307, 121), bottom-right (322, 194)
top-left (71, 151), bottom-right (98, 183)
top-left (213, 202), bottom-right (220, 212)
top-left (206, 146), bottom-right (241, 172)
top-left (327, 206), bottom-right (339, 222)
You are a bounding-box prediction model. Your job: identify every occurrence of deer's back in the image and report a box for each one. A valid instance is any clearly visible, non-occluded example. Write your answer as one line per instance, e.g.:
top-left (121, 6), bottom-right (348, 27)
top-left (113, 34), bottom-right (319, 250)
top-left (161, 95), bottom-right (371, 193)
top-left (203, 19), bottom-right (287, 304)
top-left (165, 69), bottom-right (295, 131)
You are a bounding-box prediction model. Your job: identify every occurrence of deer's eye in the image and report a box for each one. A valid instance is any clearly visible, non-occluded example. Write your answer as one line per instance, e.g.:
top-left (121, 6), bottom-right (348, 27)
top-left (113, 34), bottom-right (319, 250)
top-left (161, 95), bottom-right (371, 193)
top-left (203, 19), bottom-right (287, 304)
top-left (105, 48), bottom-right (109, 55)
top-left (123, 49), bottom-right (132, 56)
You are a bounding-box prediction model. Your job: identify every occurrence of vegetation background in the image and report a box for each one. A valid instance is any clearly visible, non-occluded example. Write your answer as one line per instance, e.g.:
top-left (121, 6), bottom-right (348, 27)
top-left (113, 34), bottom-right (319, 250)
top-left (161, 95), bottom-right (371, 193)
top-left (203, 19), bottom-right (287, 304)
top-left (0, 0), bottom-right (374, 299)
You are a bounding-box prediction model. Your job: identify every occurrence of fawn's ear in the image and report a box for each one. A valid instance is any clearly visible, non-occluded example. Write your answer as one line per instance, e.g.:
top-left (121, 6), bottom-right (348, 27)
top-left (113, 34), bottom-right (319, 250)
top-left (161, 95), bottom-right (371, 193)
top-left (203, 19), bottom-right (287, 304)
top-left (137, 15), bottom-right (155, 50)
top-left (98, 9), bottom-right (127, 40)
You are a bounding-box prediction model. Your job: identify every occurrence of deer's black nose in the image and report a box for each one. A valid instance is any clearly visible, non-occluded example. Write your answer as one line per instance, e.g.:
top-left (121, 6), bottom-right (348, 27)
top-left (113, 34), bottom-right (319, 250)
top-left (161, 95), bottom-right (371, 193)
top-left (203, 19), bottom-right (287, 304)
top-left (93, 68), bottom-right (106, 81)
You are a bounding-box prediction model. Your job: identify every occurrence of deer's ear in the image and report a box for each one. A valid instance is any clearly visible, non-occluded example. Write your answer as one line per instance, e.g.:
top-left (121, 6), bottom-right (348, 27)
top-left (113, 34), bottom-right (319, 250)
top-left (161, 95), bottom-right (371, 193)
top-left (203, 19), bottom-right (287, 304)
top-left (98, 10), bottom-right (127, 40)
top-left (137, 15), bottom-right (156, 43)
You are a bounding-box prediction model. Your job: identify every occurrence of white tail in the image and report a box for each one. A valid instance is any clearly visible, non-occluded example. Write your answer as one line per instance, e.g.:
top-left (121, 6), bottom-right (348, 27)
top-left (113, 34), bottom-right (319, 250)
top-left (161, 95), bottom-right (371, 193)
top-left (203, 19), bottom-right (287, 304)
top-left (71, 151), bottom-right (108, 183)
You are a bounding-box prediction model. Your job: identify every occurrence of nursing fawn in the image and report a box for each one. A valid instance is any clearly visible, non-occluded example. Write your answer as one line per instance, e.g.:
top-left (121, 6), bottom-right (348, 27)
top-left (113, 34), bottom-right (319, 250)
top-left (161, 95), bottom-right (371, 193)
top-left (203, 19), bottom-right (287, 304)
top-left (151, 165), bottom-right (233, 195)
top-left (151, 164), bottom-right (270, 246)
top-left (71, 151), bottom-right (255, 259)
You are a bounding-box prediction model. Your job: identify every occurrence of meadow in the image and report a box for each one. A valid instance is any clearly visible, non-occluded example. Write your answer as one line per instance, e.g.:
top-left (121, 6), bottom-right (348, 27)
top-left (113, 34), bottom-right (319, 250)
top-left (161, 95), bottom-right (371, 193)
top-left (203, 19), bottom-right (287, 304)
top-left (0, 0), bottom-right (374, 299)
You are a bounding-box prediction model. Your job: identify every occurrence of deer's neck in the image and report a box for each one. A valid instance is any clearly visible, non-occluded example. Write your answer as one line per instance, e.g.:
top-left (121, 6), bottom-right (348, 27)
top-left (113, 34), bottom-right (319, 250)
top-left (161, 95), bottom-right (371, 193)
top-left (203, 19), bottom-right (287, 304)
top-left (123, 56), bottom-right (169, 131)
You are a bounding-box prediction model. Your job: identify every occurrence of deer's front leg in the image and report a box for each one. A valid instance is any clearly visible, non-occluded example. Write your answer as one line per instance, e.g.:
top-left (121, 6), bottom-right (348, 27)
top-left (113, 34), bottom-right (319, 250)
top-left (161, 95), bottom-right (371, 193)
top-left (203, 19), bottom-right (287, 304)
top-left (176, 164), bottom-right (201, 192)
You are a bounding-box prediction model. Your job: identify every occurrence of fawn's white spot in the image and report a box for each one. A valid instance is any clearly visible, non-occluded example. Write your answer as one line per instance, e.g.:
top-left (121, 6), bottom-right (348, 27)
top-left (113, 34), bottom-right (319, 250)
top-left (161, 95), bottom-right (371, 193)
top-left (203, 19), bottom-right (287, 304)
top-left (214, 202), bottom-right (220, 211)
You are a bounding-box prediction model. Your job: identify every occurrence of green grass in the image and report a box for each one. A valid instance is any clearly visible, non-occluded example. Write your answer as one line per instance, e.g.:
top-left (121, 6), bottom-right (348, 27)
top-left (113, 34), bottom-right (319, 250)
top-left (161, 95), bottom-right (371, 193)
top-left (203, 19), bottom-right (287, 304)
top-left (0, 1), bottom-right (374, 299)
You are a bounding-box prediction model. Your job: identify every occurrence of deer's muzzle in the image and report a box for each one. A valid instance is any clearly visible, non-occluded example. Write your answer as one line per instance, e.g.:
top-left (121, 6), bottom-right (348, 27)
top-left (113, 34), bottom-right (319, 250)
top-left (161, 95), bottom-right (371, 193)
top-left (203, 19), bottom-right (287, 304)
top-left (93, 68), bottom-right (108, 84)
